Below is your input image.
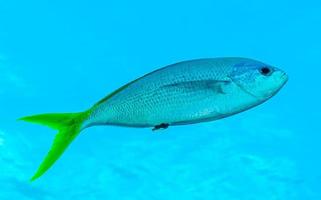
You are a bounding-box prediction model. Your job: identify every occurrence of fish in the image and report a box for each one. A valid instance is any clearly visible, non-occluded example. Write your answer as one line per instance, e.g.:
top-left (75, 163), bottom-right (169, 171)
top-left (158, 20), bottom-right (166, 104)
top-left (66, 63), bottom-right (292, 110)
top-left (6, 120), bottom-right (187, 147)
top-left (20, 57), bottom-right (288, 180)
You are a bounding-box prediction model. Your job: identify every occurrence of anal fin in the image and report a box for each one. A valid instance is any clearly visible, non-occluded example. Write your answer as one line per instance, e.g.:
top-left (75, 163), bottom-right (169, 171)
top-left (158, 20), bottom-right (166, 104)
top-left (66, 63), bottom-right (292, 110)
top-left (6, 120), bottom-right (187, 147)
top-left (152, 123), bottom-right (169, 131)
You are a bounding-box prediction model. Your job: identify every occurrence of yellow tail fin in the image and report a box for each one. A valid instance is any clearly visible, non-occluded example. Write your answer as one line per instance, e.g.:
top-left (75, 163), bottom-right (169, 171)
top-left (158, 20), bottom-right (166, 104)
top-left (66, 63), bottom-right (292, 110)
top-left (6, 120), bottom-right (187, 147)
top-left (19, 111), bottom-right (90, 181)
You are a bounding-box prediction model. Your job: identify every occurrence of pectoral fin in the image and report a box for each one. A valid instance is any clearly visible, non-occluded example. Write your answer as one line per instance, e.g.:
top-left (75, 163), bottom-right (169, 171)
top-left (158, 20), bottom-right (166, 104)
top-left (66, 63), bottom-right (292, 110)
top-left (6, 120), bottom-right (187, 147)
top-left (162, 79), bottom-right (231, 94)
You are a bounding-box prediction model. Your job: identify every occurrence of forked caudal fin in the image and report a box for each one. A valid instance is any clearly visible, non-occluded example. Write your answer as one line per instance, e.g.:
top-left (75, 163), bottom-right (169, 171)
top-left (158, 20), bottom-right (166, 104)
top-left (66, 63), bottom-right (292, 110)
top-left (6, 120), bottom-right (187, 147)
top-left (19, 111), bottom-right (90, 181)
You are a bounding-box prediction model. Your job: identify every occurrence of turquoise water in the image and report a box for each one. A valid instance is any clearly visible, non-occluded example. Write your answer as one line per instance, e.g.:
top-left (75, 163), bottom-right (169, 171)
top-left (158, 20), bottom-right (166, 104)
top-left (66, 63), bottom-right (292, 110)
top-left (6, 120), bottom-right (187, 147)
top-left (0, 0), bottom-right (320, 199)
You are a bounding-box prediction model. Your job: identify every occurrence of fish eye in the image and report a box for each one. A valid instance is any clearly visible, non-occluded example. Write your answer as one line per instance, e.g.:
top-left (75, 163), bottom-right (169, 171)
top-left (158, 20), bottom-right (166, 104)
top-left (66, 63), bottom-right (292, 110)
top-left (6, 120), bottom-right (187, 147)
top-left (259, 67), bottom-right (272, 76)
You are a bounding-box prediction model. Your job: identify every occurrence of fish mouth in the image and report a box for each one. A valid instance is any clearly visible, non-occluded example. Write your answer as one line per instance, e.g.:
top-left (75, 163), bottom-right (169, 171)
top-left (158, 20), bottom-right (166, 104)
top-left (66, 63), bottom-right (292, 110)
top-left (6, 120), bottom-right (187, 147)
top-left (272, 71), bottom-right (288, 94)
top-left (281, 72), bottom-right (289, 84)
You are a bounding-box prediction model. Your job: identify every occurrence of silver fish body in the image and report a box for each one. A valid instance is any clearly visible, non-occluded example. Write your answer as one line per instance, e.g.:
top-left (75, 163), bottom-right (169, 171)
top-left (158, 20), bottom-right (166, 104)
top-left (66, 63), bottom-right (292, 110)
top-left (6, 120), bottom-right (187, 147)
top-left (85, 57), bottom-right (288, 128)
top-left (20, 57), bottom-right (288, 180)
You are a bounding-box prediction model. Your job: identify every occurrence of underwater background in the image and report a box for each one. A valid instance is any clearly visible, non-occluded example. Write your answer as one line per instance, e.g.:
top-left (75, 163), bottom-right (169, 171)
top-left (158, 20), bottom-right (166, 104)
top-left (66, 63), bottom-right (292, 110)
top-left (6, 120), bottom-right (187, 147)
top-left (0, 0), bottom-right (321, 199)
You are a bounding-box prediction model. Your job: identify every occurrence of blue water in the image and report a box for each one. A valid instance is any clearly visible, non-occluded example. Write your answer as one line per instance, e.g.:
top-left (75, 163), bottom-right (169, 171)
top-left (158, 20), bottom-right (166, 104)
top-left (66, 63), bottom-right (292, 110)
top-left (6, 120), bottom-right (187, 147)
top-left (0, 0), bottom-right (320, 199)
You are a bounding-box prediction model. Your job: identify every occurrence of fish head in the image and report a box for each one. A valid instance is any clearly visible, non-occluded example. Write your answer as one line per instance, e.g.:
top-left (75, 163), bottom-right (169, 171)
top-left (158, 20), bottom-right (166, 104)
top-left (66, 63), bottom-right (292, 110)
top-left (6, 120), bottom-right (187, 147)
top-left (229, 59), bottom-right (288, 101)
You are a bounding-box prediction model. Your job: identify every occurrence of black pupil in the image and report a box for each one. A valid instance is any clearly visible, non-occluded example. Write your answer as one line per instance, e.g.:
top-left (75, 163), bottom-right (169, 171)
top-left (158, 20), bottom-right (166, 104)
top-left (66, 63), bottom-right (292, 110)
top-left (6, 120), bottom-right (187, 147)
top-left (260, 67), bottom-right (271, 75)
